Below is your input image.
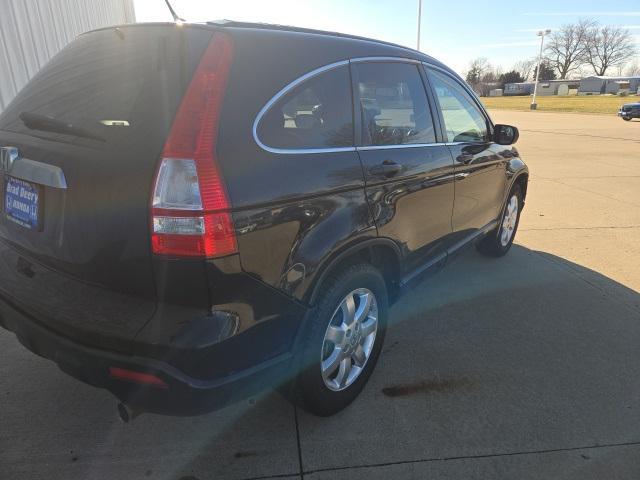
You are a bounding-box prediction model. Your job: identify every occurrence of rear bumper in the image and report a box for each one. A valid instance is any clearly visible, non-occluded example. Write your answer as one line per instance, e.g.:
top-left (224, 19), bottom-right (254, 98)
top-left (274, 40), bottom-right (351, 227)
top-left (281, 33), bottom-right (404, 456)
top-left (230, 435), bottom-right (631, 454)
top-left (0, 294), bottom-right (295, 416)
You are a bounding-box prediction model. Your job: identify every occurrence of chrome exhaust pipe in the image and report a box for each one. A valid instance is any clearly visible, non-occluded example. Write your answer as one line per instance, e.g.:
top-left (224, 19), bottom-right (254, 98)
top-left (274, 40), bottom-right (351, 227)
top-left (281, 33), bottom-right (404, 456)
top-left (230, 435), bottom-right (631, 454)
top-left (117, 402), bottom-right (141, 423)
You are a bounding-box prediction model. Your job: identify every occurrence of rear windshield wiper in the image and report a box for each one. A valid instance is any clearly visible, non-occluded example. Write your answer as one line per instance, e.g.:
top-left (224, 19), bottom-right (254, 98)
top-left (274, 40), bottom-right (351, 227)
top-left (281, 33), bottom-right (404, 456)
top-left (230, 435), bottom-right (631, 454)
top-left (19, 112), bottom-right (106, 142)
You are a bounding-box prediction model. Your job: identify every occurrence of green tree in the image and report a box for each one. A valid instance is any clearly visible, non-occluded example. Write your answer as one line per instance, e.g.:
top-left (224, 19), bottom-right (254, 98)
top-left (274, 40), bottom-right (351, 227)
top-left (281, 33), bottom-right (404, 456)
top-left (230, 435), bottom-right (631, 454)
top-left (532, 62), bottom-right (557, 81)
top-left (499, 70), bottom-right (525, 88)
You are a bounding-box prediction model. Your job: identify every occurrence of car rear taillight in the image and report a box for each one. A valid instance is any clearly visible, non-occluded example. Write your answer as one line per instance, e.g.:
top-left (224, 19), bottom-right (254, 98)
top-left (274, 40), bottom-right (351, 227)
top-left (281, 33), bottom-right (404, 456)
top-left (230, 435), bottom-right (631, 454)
top-left (151, 32), bottom-right (236, 258)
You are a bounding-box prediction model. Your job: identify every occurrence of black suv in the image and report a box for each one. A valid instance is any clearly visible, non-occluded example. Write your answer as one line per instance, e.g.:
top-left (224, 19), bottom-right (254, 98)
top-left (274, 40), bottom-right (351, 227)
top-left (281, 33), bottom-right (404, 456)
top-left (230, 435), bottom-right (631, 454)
top-left (619, 103), bottom-right (640, 121)
top-left (0, 21), bottom-right (527, 418)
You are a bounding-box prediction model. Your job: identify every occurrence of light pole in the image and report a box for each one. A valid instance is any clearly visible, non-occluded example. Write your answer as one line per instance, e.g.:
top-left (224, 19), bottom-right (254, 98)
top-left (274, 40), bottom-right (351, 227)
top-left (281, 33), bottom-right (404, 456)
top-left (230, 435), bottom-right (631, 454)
top-left (531, 29), bottom-right (551, 110)
top-left (417, 0), bottom-right (422, 50)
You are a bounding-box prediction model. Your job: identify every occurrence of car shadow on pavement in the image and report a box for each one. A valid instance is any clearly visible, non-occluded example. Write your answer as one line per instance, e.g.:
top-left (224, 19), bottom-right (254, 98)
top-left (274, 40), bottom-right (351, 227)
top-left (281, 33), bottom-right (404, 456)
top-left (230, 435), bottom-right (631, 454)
top-left (1, 244), bottom-right (639, 480)
top-left (296, 244), bottom-right (640, 478)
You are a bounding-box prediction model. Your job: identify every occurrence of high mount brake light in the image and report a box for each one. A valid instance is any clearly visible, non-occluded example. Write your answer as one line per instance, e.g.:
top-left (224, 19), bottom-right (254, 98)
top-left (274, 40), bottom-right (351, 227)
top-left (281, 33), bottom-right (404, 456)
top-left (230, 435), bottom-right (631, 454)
top-left (151, 33), bottom-right (236, 258)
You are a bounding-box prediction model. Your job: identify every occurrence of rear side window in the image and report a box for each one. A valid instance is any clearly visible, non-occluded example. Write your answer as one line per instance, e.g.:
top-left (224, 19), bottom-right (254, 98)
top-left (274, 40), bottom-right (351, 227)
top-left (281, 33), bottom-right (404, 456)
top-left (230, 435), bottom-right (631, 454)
top-left (354, 62), bottom-right (436, 146)
top-left (256, 65), bottom-right (354, 150)
top-left (427, 69), bottom-right (488, 143)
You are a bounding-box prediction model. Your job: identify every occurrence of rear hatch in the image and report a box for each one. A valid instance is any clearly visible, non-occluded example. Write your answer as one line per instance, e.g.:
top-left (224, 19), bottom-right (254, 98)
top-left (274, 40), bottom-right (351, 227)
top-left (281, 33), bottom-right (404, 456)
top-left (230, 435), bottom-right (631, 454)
top-left (0, 24), bottom-right (213, 351)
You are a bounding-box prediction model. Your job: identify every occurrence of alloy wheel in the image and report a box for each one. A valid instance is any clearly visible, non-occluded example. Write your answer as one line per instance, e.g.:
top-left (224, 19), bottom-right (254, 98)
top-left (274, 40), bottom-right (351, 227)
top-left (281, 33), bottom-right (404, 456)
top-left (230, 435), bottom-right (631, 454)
top-left (320, 288), bottom-right (379, 391)
top-left (500, 194), bottom-right (519, 247)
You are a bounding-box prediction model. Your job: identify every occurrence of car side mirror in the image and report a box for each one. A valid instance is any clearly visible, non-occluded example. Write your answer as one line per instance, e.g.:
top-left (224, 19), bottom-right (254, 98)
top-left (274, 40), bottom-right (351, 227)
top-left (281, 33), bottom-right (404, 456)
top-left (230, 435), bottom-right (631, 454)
top-left (493, 124), bottom-right (519, 145)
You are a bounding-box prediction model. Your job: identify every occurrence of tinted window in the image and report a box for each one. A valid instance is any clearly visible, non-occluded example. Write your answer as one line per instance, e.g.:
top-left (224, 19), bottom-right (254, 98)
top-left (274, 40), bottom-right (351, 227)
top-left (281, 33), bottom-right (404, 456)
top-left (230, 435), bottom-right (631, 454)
top-left (428, 69), bottom-right (488, 143)
top-left (354, 62), bottom-right (435, 146)
top-left (257, 65), bottom-right (354, 150)
top-left (0, 27), bottom-right (211, 146)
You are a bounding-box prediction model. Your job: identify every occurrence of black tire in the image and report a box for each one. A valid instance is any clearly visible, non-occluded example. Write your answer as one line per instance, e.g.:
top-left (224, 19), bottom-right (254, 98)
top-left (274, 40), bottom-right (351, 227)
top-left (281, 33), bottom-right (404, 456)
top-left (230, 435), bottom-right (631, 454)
top-left (293, 263), bottom-right (387, 416)
top-left (623, 117), bottom-right (631, 121)
top-left (476, 183), bottom-right (523, 257)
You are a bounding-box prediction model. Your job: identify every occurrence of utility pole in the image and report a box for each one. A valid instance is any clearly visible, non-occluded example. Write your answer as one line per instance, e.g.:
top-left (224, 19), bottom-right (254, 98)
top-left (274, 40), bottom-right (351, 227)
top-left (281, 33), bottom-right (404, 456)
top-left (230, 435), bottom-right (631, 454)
top-left (416, 0), bottom-right (422, 50)
top-left (531, 29), bottom-right (551, 110)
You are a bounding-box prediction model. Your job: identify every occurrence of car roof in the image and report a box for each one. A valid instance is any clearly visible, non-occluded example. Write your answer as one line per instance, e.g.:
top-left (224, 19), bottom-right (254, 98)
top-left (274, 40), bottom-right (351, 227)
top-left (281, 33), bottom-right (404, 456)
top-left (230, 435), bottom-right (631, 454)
top-left (209, 20), bottom-right (455, 73)
top-left (86, 21), bottom-right (451, 73)
top-left (208, 20), bottom-right (429, 57)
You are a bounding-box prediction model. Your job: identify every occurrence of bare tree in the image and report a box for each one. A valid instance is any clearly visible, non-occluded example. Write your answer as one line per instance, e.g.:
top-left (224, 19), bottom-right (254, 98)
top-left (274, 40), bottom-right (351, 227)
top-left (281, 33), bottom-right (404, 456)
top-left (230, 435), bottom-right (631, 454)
top-left (465, 57), bottom-right (491, 86)
top-left (583, 25), bottom-right (637, 76)
top-left (545, 19), bottom-right (595, 79)
top-left (625, 60), bottom-right (640, 76)
top-left (481, 68), bottom-right (499, 84)
top-left (513, 58), bottom-right (536, 81)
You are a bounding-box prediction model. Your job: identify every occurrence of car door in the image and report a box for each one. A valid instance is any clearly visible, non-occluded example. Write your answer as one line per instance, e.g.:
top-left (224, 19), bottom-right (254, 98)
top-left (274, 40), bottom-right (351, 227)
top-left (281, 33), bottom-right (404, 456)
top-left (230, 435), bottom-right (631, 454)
top-left (229, 61), bottom-right (375, 301)
top-left (352, 60), bottom-right (455, 274)
top-left (425, 67), bottom-right (509, 242)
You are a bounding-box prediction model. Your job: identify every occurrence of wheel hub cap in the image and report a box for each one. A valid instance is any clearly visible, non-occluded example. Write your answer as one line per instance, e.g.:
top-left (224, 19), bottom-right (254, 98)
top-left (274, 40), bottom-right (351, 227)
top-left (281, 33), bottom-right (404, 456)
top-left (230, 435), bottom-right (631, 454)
top-left (500, 195), bottom-right (519, 247)
top-left (320, 288), bottom-right (378, 392)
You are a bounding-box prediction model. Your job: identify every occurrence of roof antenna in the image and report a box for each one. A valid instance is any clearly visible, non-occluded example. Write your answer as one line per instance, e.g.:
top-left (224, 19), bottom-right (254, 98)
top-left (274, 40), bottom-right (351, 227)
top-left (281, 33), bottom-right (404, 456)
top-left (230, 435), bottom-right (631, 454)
top-left (163, 0), bottom-right (186, 23)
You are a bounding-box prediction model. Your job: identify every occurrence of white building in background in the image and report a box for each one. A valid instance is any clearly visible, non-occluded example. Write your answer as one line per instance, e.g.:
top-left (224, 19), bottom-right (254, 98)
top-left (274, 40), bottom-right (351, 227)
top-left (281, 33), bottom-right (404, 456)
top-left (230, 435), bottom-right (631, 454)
top-left (578, 76), bottom-right (640, 95)
top-left (0, 0), bottom-right (135, 113)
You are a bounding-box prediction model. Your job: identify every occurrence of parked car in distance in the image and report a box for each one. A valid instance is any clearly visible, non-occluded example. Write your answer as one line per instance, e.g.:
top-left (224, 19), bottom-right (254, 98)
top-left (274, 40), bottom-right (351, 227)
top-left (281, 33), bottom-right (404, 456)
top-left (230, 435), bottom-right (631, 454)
top-left (0, 21), bottom-right (528, 419)
top-left (619, 103), bottom-right (640, 121)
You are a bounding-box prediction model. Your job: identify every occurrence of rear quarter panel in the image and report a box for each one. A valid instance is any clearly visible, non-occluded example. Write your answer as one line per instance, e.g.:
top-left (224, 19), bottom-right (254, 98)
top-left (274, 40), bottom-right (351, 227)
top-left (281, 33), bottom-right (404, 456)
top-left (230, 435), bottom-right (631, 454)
top-left (217, 29), bottom-right (399, 302)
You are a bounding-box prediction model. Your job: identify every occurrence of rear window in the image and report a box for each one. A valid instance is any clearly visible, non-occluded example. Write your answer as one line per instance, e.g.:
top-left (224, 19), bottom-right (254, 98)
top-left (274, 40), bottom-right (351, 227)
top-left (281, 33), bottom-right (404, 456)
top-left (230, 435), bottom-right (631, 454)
top-left (0, 26), bottom-right (212, 146)
top-left (256, 65), bottom-right (354, 150)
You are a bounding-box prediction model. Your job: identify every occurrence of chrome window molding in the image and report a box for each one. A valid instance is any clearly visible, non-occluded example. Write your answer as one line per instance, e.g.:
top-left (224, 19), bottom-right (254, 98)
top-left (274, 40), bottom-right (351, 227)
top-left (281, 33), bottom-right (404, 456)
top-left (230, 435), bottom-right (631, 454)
top-left (356, 141), bottom-right (475, 151)
top-left (252, 60), bottom-right (352, 155)
top-left (350, 56), bottom-right (420, 64)
top-left (357, 142), bottom-right (441, 151)
top-left (253, 57), bottom-right (452, 155)
top-left (260, 146), bottom-right (357, 155)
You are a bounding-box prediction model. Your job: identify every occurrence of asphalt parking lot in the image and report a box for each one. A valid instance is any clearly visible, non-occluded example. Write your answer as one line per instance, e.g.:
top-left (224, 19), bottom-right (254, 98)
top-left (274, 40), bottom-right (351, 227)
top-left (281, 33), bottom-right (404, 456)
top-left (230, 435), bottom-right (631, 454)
top-left (1, 111), bottom-right (639, 480)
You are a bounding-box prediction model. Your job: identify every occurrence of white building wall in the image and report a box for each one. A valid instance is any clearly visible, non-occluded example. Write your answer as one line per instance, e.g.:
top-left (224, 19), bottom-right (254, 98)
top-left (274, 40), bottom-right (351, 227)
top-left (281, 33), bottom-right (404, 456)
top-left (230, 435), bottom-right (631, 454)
top-left (0, 0), bottom-right (135, 112)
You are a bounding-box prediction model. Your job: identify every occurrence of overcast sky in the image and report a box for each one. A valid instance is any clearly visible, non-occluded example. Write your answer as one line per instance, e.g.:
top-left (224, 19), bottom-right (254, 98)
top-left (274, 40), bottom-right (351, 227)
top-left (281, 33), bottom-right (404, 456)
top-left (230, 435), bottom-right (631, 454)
top-left (134, 0), bottom-right (640, 75)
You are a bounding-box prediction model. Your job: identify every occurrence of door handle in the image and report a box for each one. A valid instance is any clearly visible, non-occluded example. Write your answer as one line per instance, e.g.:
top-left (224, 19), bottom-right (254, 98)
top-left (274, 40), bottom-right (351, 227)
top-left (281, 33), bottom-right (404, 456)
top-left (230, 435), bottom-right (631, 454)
top-left (369, 160), bottom-right (402, 177)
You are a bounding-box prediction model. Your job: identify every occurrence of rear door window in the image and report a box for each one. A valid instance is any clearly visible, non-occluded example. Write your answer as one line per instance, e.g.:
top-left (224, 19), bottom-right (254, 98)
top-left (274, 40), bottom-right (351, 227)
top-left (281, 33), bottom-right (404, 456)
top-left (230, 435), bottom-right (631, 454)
top-left (256, 65), bottom-right (354, 150)
top-left (353, 62), bottom-right (436, 146)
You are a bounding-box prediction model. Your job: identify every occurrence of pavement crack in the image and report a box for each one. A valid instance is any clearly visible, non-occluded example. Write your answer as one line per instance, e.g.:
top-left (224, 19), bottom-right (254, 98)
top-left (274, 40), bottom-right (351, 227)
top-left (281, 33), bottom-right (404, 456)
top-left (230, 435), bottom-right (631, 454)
top-left (539, 175), bottom-right (640, 180)
top-left (302, 440), bottom-right (640, 476)
top-left (520, 128), bottom-right (640, 143)
top-left (536, 177), bottom-right (640, 208)
top-left (520, 225), bottom-right (640, 231)
top-left (240, 474), bottom-right (301, 480)
top-left (529, 249), bottom-right (640, 316)
top-left (293, 405), bottom-right (304, 479)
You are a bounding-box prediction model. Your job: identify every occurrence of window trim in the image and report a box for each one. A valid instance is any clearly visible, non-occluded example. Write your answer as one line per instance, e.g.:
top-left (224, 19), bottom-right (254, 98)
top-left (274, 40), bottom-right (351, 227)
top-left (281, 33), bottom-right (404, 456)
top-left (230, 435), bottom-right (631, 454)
top-left (252, 60), bottom-right (356, 155)
top-left (252, 57), bottom-right (473, 155)
top-left (350, 56), bottom-right (422, 65)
